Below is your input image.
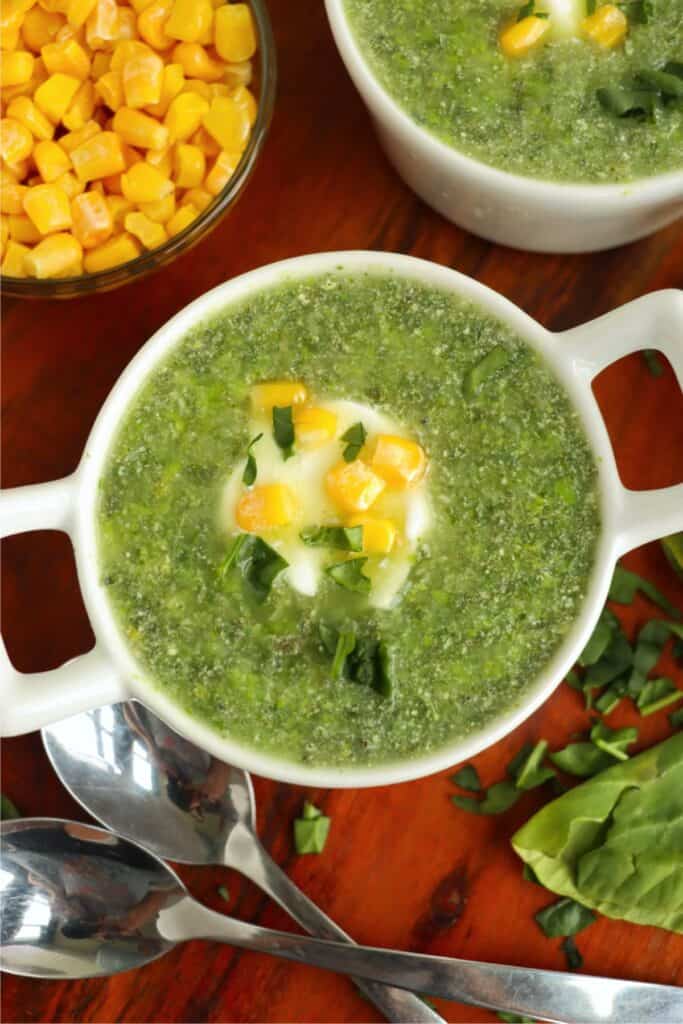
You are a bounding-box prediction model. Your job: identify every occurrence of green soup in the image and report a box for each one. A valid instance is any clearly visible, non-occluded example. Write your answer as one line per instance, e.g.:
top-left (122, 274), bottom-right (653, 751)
top-left (342, 0), bottom-right (683, 184)
top-left (98, 272), bottom-right (600, 768)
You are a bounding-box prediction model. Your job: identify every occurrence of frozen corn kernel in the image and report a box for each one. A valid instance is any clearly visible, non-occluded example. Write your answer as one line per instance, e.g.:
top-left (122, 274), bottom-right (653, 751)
top-left (1, 18), bottom-right (22, 50)
top-left (95, 68), bottom-right (123, 107)
top-left (204, 147), bottom-right (237, 193)
top-left (499, 16), bottom-right (550, 57)
top-left (172, 140), bottom-right (204, 186)
top-left (5, 157), bottom-right (31, 180)
top-left (214, 3), bottom-right (256, 63)
top-left (137, 0), bottom-right (173, 51)
top-left (41, 38), bottom-right (90, 78)
top-left (54, 169), bottom-right (83, 197)
top-left (145, 143), bottom-right (171, 174)
top-left (24, 230), bottom-right (82, 274)
top-left (109, 38), bottom-right (149, 69)
top-left (1, 51), bottom-right (35, 87)
top-left (90, 49), bottom-right (111, 77)
top-left (165, 200), bottom-right (195, 233)
top-left (33, 138), bottom-right (72, 180)
top-left (8, 213), bottom-right (43, 243)
top-left (144, 61), bottom-right (183, 115)
top-left (21, 6), bottom-right (63, 50)
top-left (250, 381), bottom-right (307, 412)
top-left (582, 4), bottom-right (628, 47)
top-left (347, 515), bottom-right (397, 555)
top-left (85, 0), bottom-right (119, 49)
top-left (182, 185), bottom-right (210, 210)
top-left (190, 123), bottom-right (219, 154)
top-left (236, 484), bottom-right (297, 532)
top-left (116, 7), bottom-right (137, 40)
top-left (209, 82), bottom-right (229, 97)
top-left (71, 187), bottom-right (112, 245)
top-left (113, 106), bottom-right (167, 148)
top-left (34, 71), bottom-right (80, 121)
top-left (231, 83), bottom-right (256, 124)
top-left (23, 182), bottom-right (72, 232)
top-left (164, 89), bottom-right (208, 141)
top-left (138, 191), bottom-right (173, 221)
top-left (371, 435), bottom-right (426, 489)
top-left (0, 118), bottom-right (34, 163)
top-left (71, 129), bottom-right (124, 179)
top-left (165, 0), bottom-right (212, 44)
top-left (38, 0), bottom-right (70, 15)
top-left (0, 215), bottom-right (8, 254)
top-left (326, 461), bottom-right (386, 514)
top-left (1, 238), bottom-right (30, 274)
top-left (223, 59), bottom-right (252, 87)
top-left (122, 50), bottom-right (164, 107)
top-left (83, 229), bottom-right (139, 269)
top-left (120, 159), bottom-right (172, 201)
top-left (171, 41), bottom-right (223, 81)
top-left (105, 192), bottom-right (133, 224)
top-left (202, 95), bottom-right (249, 151)
top-left (67, 0), bottom-right (97, 29)
top-left (124, 208), bottom-right (166, 246)
top-left (0, 179), bottom-right (28, 214)
top-left (129, 0), bottom-right (154, 12)
top-left (62, 78), bottom-right (95, 128)
top-left (181, 76), bottom-right (211, 99)
top-left (59, 117), bottom-right (100, 151)
top-left (293, 406), bottom-right (338, 448)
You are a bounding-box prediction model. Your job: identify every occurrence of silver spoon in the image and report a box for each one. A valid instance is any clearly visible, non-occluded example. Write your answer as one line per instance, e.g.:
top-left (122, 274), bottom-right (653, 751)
top-left (4, 818), bottom-right (681, 1024)
top-left (41, 701), bottom-right (441, 1024)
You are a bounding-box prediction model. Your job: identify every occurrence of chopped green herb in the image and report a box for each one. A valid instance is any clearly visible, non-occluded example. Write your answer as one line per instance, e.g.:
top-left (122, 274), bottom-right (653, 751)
top-left (583, 625), bottom-right (633, 691)
top-left (242, 432), bottom-right (263, 486)
top-left (273, 405), bottom-right (295, 460)
top-left (294, 803), bottom-right (331, 854)
top-left (534, 898), bottom-right (596, 938)
top-left (565, 669), bottom-right (583, 691)
top-left (218, 533), bottom-right (247, 577)
top-left (562, 936), bottom-right (583, 972)
top-left (331, 630), bottom-right (356, 679)
top-left (451, 764), bottom-right (482, 792)
top-left (593, 675), bottom-right (628, 715)
top-left (452, 779), bottom-right (519, 815)
top-left (231, 534), bottom-right (289, 603)
top-left (550, 741), bottom-right (616, 777)
top-left (637, 677), bottom-right (682, 716)
top-left (496, 1015), bottom-right (535, 1024)
top-left (464, 346), bottom-right (510, 397)
top-left (506, 742), bottom-right (533, 780)
top-left (590, 720), bottom-right (638, 762)
top-left (642, 350), bottom-right (664, 377)
top-left (341, 421), bottom-right (367, 462)
top-left (325, 557), bottom-right (371, 594)
top-left (637, 69), bottom-right (683, 97)
top-left (597, 85), bottom-right (658, 118)
top-left (522, 863), bottom-right (541, 885)
top-left (627, 619), bottom-right (683, 696)
top-left (320, 623), bottom-right (393, 698)
top-left (302, 800), bottom-right (322, 820)
top-left (609, 564), bottom-right (681, 618)
top-left (1, 794), bottom-right (21, 820)
top-left (617, 0), bottom-right (652, 23)
top-left (512, 740), bottom-right (556, 791)
top-left (664, 60), bottom-right (683, 80)
top-left (300, 525), bottom-right (363, 552)
top-left (669, 707), bottom-right (683, 729)
top-left (217, 885), bottom-right (230, 902)
top-left (516, 0), bottom-right (548, 18)
top-left (579, 612), bottom-right (614, 667)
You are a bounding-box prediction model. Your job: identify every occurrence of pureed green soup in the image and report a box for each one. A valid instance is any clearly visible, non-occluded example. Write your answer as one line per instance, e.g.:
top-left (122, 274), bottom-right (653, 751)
top-left (98, 272), bottom-right (600, 768)
top-left (342, 0), bottom-right (683, 184)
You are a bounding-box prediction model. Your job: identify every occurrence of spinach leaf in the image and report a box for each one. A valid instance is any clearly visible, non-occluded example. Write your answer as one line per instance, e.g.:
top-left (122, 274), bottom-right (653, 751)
top-left (273, 405), bottom-right (295, 460)
top-left (331, 630), bottom-right (356, 680)
top-left (522, 863), bottom-right (541, 885)
top-left (618, 0), bottom-right (652, 23)
top-left (451, 764), bottom-right (482, 792)
top-left (550, 741), bottom-right (616, 777)
top-left (225, 534), bottom-right (288, 603)
top-left (590, 721), bottom-right (638, 762)
top-left (579, 611), bottom-right (615, 666)
top-left (627, 619), bottom-right (683, 696)
top-left (320, 622), bottom-right (392, 698)
top-left (1, 794), bottom-right (21, 820)
top-left (463, 346), bottom-right (510, 396)
top-left (661, 533), bottom-right (683, 580)
top-left (341, 421), bottom-right (367, 462)
top-left (496, 1014), bottom-right (536, 1024)
top-left (637, 677), bottom-right (682, 717)
top-left (452, 779), bottom-right (520, 815)
top-left (585, 0), bottom-right (596, 12)
top-left (593, 674), bottom-right (629, 715)
top-left (516, 0), bottom-right (548, 18)
top-left (583, 627), bottom-right (632, 690)
top-left (562, 936), bottom-right (583, 972)
top-left (326, 557), bottom-right (371, 594)
top-left (242, 432), bottom-right (263, 486)
top-left (294, 801), bottom-right (331, 854)
top-left (597, 85), bottom-right (658, 117)
top-left (609, 564), bottom-right (681, 618)
top-left (506, 742), bottom-right (533, 780)
top-left (512, 740), bottom-right (556, 790)
top-left (642, 350), bottom-right (664, 377)
top-left (300, 525), bottom-right (363, 552)
top-left (535, 898), bottom-right (596, 938)
top-left (218, 533), bottom-right (247, 577)
top-left (669, 707), bottom-right (683, 729)
top-left (636, 69), bottom-right (683, 97)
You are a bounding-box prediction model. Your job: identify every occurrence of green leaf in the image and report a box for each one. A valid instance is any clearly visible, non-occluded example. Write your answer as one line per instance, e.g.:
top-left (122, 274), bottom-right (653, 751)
top-left (218, 533), bottom-right (247, 578)
top-left (597, 85), bottom-right (658, 117)
top-left (217, 885), bottom-right (230, 902)
top-left (1, 794), bottom-right (21, 820)
top-left (331, 630), bottom-right (356, 680)
top-left (664, 61), bottom-right (683, 80)
top-left (242, 432), bottom-right (263, 486)
top-left (579, 612), bottom-right (614, 667)
top-left (452, 780), bottom-right (519, 815)
top-left (627, 619), bottom-right (683, 696)
top-left (507, 742), bottom-right (533, 780)
top-left (583, 628), bottom-right (632, 690)
top-left (593, 674), bottom-right (628, 715)
top-left (516, 0), bottom-right (548, 18)
top-left (590, 721), bottom-right (638, 762)
top-left (341, 421), bottom-right (367, 462)
top-left (300, 525), bottom-right (363, 552)
top-left (550, 741), bottom-right (616, 777)
top-left (585, 0), bottom-right (596, 13)
top-left (609, 564), bottom-right (681, 618)
top-left (294, 814), bottom-right (331, 854)
top-left (512, 740), bottom-right (556, 791)
top-left (661, 533), bottom-right (683, 581)
top-left (451, 764), bottom-right (482, 792)
top-left (235, 535), bottom-right (288, 603)
top-left (636, 70), bottom-right (683, 97)
top-left (534, 898), bottom-right (596, 938)
top-left (637, 677), bottom-right (682, 717)
top-left (496, 1014), bottom-right (536, 1024)
top-left (464, 346), bottom-right (510, 397)
top-left (642, 350), bottom-right (664, 377)
top-left (273, 405), bottom-right (295, 460)
top-left (562, 936), bottom-right (583, 972)
top-left (302, 800), bottom-right (322, 820)
top-left (325, 557), bottom-right (371, 594)
top-left (669, 707), bottom-right (683, 729)
top-left (320, 623), bottom-right (393, 698)
top-left (522, 863), bottom-right (541, 885)
top-left (617, 0), bottom-right (652, 23)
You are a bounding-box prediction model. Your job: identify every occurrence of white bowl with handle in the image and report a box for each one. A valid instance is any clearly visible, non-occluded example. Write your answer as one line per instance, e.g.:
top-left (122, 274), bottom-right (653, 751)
top-left (324, 0), bottom-right (683, 253)
top-left (2, 251), bottom-right (682, 786)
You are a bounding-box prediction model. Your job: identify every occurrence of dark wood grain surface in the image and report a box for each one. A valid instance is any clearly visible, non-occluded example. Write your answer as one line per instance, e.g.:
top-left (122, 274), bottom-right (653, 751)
top-left (2, 0), bottom-right (683, 1021)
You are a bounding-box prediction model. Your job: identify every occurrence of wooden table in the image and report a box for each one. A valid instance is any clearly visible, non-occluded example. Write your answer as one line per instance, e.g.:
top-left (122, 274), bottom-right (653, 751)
top-left (2, 1), bottom-right (683, 1020)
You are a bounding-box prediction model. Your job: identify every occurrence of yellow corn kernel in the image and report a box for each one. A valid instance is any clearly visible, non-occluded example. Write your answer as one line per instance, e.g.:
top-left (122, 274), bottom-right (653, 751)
top-left (204, 148), bottom-right (237, 194)
top-left (250, 380), bottom-right (307, 412)
top-left (8, 213), bottom-right (42, 243)
top-left (214, 3), bottom-right (255, 63)
top-left (371, 435), bottom-right (426, 489)
top-left (144, 61), bottom-right (183, 116)
top-left (0, 215), bottom-right (8, 256)
top-left (326, 461), bottom-right (386, 514)
top-left (347, 515), bottom-right (397, 555)
top-left (54, 20), bottom-right (85, 41)
top-left (83, 229), bottom-right (139, 270)
top-left (582, 3), bottom-right (628, 47)
top-left (113, 106), bottom-right (167, 150)
top-left (109, 39), bottom-right (148, 69)
top-left (70, 187), bottom-right (112, 246)
top-left (145, 143), bottom-right (171, 175)
top-left (1, 238), bottom-right (30, 275)
top-left (499, 15), bottom-right (550, 57)
top-left (62, 78), bottom-right (95, 129)
top-left (66, 0), bottom-right (96, 29)
top-left (21, 5), bottom-right (60, 48)
top-left (164, 89), bottom-right (208, 141)
top-left (223, 59), bottom-right (252, 87)
top-left (121, 50), bottom-right (164, 107)
top-left (5, 157), bottom-right (31, 180)
top-left (7, 97), bottom-right (54, 144)
top-left (137, 0), bottom-right (173, 51)
top-left (165, 199), bottom-right (196, 233)
top-left (105, 192), bottom-right (133, 225)
top-left (34, 71), bottom-right (80, 121)
top-left (171, 41), bottom-right (223, 81)
top-left (58, 117), bottom-right (100, 151)
top-left (235, 484), bottom-right (297, 533)
top-left (41, 38), bottom-right (90, 78)
top-left (190, 123), bottom-right (219, 154)
top-left (70, 129), bottom-right (124, 179)
top-left (293, 406), bottom-right (338, 448)
top-left (0, 179), bottom-right (28, 214)
top-left (23, 181), bottom-right (71, 232)
top-left (181, 185), bottom-right (209, 210)
top-left (209, 82), bottom-right (229, 97)
top-left (129, 0), bottom-right (154, 13)
top-left (54, 168), bottom-right (83, 197)
top-left (1, 51), bottom-right (35, 87)
top-left (165, 0), bottom-right (212, 43)
top-left (116, 7), bottom-right (137, 40)
top-left (0, 118), bottom-right (33, 163)
top-left (181, 76), bottom-right (211, 100)
top-left (231, 83), bottom-right (256, 125)
top-left (33, 138), bottom-right (71, 180)
top-left (25, 231), bottom-right (83, 275)
top-left (171, 140), bottom-right (204, 186)
top-left (91, 49), bottom-right (111, 77)
top-left (85, 0), bottom-right (118, 49)
top-left (124, 208), bottom-right (166, 247)
top-left (38, 0), bottom-right (69, 14)
top-left (135, 193), bottom-right (172, 223)
top-left (1, 18), bottom-right (22, 49)
top-left (120, 159), bottom-right (173, 201)
top-left (95, 68), bottom-right (123, 108)
top-left (202, 95), bottom-right (249, 151)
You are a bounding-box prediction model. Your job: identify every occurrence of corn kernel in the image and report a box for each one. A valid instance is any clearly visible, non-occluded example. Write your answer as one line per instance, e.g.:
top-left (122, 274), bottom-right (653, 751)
top-left (5, 157), bottom-right (31, 180)
top-left (129, 0), bottom-right (154, 12)
top-left (165, 199), bottom-right (195, 233)
top-left (209, 82), bottom-right (229, 97)
top-left (83, 229), bottom-right (139, 270)
top-left (1, 51), bottom-right (35, 87)
top-left (223, 59), bottom-right (252, 87)
top-left (38, 0), bottom-right (69, 14)
top-left (54, 21), bottom-right (85, 43)
top-left (71, 129), bottom-right (124, 179)
top-left (293, 406), bottom-right (338, 448)
top-left (145, 142), bottom-right (171, 174)
top-left (138, 190), bottom-right (173, 220)
top-left (120, 159), bottom-right (173, 201)
top-left (105, 192), bottom-right (132, 224)
top-left (116, 7), bottom-right (137, 40)
top-left (165, 0), bottom-right (212, 44)
top-left (347, 515), bottom-right (397, 555)
top-left (33, 138), bottom-right (71, 180)
top-left (8, 212), bottom-right (42, 243)
top-left (499, 15), bottom-right (550, 58)
top-left (1, 19), bottom-right (22, 50)
top-left (582, 4), bottom-right (628, 48)
top-left (58, 117), bottom-right (99, 151)
top-left (181, 76), bottom-right (211, 100)
top-left (182, 184), bottom-right (210, 210)
top-left (54, 168), bottom-right (83, 197)
top-left (326, 461), bottom-right (386, 514)
top-left (204, 146), bottom-right (237, 194)
top-left (171, 41), bottom-right (223, 81)
top-left (250, 381), bottom-right (307, 412)
top-left (34, 71), bottom-right (80, 121)
top-left (0, 179), bottom-right (28, 214)
top-left (62, 78), bottom-right (95, 128)
top-left (170, 140), bottom-right (202, 186)
top-left (236, 484), bottom-right (297, 532)
top-left (121, 50), bottom-right (163, 107)
top-left (214, 3), bottom-right (255, 63)
top-left (41, 38), bottom-right (90, 78)
top-left (90, 49), bottom-right (111, 77)
top-left (231, 83), bottom-right (256, 125)
top-left (25, 230), bottom-right (82, 275)
top-left (124, 208), bottom-right (166, 247)
top-left (164, 89), bottom-right (208, 141)
top-left (85, 0), bottom-right (118, 49)
top-left (20, 6), bottom-right (60, 50)
top-left (94, 68), bottom-right (123, 107)
top-left (144, 61), bottom-right (183, 116)
top-left (66, 0), bottom-right (96, 29)
top-left (137, 0), bottom-right (173, 51)
top-left (113, 106), bottom-right (167, 151)
top-left (0, 118), bottom-right (34, 163)
top-left (70, 187), bottom-right (112, 246)
top-left (23, 181), bottom-right (71, 232)
top-left (371, 435), bottom-right (426, 489)
top-left (1, 238), bottom-right (30, 274)
top-left (202, 95), bottom-right (249, 151)
top-left (190, 123), bottom-right (219, 154)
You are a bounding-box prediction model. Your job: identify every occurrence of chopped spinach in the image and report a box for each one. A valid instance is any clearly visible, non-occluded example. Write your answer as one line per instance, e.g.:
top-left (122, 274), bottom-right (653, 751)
top-left (511, 740), bottom-right (556, 791)
top-left (669, 707), bottom-right (683, 729)
top-left (273, 405), bottom-right (295, 460)
top-left (451, 764), bottom-right (482, 792)
top-left (320, 622), bottom-right (392, 698)
top-left (452, 779), bottom-right (520, 816)
top-left (242, 432), bottom-right (263, 486)
top-left (637, 677), bottom-right (682, 716)
top-left (627, 619), bottom-right (683, 697)
top-left (642, 350), bottom-right (664, 377)
top-left (562, 936), bottom-right (583, 972)
top-left (294, 801), bottom-right (331, 854)
top-left (590, 721), bottom-right (638, 762)
top-left (331, 630), bottom-right (356, 680)
top-left (341, 421), bottom-right (367, 462)
top-left (1, 794), bottom-right (21, 820)
top-left (300, 525), bottom-right (363, 552)
top-left (550, 741), bottom-right (616, 777)
top-left (516, 0), bottom-right (548, 19)
top-left (609, 564), bottom-right (681, 618)
top-left (325, 557), bottom-right (371, 594)
top-left (464, 346), bottom-right (510, 397)
top-left (535, 898), bottom-right (596, 938)
top-left (222, 534), bottom-right (288, 603)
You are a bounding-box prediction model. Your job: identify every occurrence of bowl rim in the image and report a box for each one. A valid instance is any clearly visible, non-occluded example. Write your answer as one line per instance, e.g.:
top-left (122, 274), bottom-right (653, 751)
top-left (0, 0), bottom-right (277, 299)
top-left (73, 249), bottom-right (620, 788)
top-left (324, 0), bottom-right (683, 203)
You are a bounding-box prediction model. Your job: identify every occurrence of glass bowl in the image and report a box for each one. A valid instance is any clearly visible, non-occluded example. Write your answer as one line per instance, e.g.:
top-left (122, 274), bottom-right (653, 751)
top-left (1, 0), bottom-right (276, 299)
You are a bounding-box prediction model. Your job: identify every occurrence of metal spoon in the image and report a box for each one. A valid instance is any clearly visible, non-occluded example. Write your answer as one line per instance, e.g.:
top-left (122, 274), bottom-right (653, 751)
top-left (4, 819), bottom-right (681, 1024)
top-left (41, 701), bottom-right (441, 1024)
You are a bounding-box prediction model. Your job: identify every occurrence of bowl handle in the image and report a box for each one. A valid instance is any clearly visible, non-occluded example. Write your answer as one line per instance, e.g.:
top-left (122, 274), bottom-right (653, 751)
top-left (557, 289), bottom-right (683, 556)
top-left (0, 476), bottom-right (125, 737)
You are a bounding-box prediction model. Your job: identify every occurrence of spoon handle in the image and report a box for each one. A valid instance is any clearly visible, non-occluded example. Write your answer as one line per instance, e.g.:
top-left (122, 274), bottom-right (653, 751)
top-left (224, 827), bottom-right (443, 1023)
top-left (165, 896), bottom-right (683, 1024)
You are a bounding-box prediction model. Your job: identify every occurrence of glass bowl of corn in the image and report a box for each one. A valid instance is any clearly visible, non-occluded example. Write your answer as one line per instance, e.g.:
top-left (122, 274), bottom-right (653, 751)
top-left (0, 0), bottom-right (275, 297)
